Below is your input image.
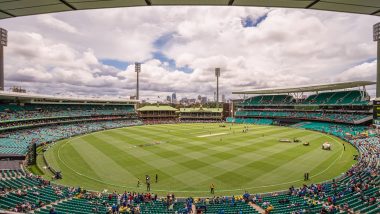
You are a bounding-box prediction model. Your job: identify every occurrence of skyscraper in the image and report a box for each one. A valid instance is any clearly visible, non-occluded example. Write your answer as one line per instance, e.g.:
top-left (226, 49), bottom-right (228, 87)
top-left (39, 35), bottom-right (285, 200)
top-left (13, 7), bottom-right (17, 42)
top-left (201, 97), bottom-right (207, 104)
top-left (172, 92), bottom-right (177, 103)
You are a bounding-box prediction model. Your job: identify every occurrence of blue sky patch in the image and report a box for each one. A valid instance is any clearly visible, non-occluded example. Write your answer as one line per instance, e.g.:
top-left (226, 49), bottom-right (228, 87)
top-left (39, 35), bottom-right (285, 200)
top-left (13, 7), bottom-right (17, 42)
top-left (352, 57), bottom-right (376, 67)
top-left (153, 51), bottom-right (193, 73)
top-left (100, 59), bottom-right (129, 70)
top-left (242, 13), bottom-right (268, 28)
top-left (153, 51), bottom-right (176, 68)
top-left (154, 32), bottom-right (175, 49)
top-left (178, 65), bottom-right (193, 74)
top-left (364, 57), bottom-right (376, 63)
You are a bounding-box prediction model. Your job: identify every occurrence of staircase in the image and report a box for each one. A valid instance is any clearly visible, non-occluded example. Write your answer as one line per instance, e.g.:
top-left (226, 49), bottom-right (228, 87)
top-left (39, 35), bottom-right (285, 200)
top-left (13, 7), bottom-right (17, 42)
top-left (249, 202), bottom-right (265, 214)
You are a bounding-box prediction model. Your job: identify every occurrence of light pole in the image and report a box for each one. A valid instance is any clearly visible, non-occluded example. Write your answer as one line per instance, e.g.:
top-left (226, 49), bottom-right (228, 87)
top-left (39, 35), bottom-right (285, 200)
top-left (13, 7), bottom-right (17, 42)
top-left (374, 23), bottom-right (380, 98)
top-left (135, 62), bottom-right (141, 100)
top-left (0, 28), bottom-right (7, 91)
top-left (215, 68), bottom-right (220, 107)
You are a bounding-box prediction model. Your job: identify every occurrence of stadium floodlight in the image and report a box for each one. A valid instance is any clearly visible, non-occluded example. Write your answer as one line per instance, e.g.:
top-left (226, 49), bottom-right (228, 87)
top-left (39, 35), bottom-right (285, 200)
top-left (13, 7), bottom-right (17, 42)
top-left (374, 23), bottom-right (380, 97)
top-left (0, 28), bottom-right (7, 46)
top-left (374, 23), bottom-right (380, 42)
top-left (215, 68), bottom-right (221, 106)
top-left (0, 28), bottom-right (7, 91)
top-left (135, 62), bottom-right (141, 100)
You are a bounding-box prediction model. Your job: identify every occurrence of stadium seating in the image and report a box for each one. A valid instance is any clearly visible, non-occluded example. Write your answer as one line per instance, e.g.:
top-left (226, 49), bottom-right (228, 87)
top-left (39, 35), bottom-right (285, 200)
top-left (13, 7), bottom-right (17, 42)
top-left (0, 173), bottom-right (72, 212)
top-left (294, 121), bottom-right (366, 139)
top-left (258, 194), bottom-right (323, 213)
top-left (227, 117), bottom-right (273, 125)
top-left (234, 110), bottom-right (370, 124)
top-left (36, 196), bottom-right (116, 214)
top-left (0, 185), bottom-right (69, 211)
top-left (0, 104), bottom-right (138, 154)
top-left (139, 200), bottom-right (189, 214)
top-left (302, 90), bottom-right (368, 105)
top-left (36, 198), bottom-right (107, 214)
top-left (0, 115), bottom-right (137, 131)
top-left (0, 176), bottom-right (41, 191)
top-left (196, 200), bottom-right (257, 214)
top-left (0, 120), bottom-right (142, 156)
top-left (0, 104), bottom-right (135, 122)
top-left (0, 170), bottom-right (25, 178)
top-left (35, 194), bottom-right (190, 214)
top-left (239, 95), bottom-right (294, 106)
top-left (239, 90), bottom-right (369, 107)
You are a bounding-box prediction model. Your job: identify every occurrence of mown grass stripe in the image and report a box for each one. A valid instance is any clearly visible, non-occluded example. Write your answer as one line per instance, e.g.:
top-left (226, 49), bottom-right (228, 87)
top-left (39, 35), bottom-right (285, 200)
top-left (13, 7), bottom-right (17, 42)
top-left (72, 137), bottom-right (138, 183)
top-left (84, 134), bottom-right (189, 189)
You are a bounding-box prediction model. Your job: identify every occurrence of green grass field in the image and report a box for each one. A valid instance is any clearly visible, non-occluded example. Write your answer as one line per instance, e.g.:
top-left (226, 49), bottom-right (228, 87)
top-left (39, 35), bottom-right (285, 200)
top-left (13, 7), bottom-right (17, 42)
top-left (40, 123), bottom-right (357, 197)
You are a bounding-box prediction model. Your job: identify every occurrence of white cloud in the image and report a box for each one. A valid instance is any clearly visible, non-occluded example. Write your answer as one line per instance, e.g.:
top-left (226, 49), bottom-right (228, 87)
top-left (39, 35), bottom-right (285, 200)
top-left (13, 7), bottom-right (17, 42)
top-left (38, 14), bottom-right (78, 34)
top-left (335, 60), bottom-right (376, 82)
top-left (0, 7), bottom-right (378, 100)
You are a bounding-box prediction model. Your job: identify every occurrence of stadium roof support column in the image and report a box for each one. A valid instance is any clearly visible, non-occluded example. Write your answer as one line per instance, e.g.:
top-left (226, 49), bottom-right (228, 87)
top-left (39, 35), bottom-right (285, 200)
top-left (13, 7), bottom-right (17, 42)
top-left (374, 23), bottom-right (380, 98)
top-left (0, 45), bottom-right (3, 91)
top-left (0, 28), bottom-right (7, 91)
top-left (378, 41), bottom-right (380, 98)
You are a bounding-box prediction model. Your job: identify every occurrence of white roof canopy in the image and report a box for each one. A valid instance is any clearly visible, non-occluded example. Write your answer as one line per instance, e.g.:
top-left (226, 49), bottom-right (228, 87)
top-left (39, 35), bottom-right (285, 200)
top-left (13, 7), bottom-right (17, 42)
top-left (0, 0), bottom-right (379, 19)
top-left (0, 91), bottom-right (138, 104)
top-left (232, 81), bottom-right (376, 94)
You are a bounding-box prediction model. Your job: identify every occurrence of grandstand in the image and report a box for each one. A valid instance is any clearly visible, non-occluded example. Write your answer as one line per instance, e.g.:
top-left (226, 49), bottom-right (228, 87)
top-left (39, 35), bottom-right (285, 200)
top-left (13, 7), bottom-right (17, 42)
top-left (137, 105), bottom-right (178, 124)
top-left (0, 91), bottom-right (138, 158)
top-left (237, 90), bottom-right (369, 106)
top-left (231, 81), bottom-right (374, 126)
top-left (179, 107), bottom-right (223, 122)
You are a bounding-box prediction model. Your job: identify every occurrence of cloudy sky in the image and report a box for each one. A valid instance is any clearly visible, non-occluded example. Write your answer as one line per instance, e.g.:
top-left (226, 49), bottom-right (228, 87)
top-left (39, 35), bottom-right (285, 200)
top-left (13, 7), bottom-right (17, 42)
top-left (0, 6), bottom-right (378, 101)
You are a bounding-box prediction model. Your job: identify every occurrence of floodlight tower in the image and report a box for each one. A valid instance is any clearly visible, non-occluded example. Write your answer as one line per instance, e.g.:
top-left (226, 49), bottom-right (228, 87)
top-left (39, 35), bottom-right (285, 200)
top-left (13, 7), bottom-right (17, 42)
top-left (0, 28), bottom-right (7, 91)
top-left (215, 68), bottom-right (221, 107)
top-left (135, 62), bottom-right (141, 100)
top-left (374, 23), bottom-right (380, 98)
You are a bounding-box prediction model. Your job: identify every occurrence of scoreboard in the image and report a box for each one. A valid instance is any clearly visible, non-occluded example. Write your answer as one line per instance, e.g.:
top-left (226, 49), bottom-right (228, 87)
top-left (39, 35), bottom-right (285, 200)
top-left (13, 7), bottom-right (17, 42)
top-left (374, 100), bottom-right (380, 126)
